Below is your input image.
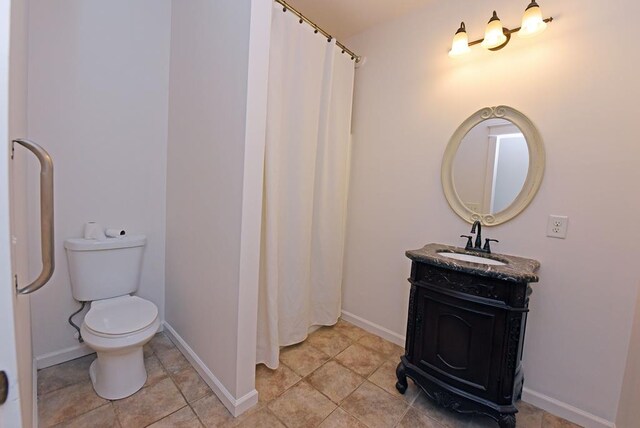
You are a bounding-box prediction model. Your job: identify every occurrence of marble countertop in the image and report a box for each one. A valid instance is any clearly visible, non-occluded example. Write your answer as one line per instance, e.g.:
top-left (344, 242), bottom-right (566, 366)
top-left (406, 243), bottom-right (540, 283)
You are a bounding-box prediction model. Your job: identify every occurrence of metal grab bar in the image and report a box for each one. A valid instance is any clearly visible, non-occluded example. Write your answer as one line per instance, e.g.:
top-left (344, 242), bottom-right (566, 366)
top-left (12, 139), bottom-right (54, 294)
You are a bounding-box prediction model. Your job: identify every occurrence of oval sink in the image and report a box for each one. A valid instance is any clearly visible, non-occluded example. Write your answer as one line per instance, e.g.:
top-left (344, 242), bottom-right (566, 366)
top-left (438, 252), bottom-right (507, 266)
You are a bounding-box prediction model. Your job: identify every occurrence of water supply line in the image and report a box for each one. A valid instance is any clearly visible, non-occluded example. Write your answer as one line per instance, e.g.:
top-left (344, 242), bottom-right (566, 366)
top-left (68, 301), bottom-right (86, 343)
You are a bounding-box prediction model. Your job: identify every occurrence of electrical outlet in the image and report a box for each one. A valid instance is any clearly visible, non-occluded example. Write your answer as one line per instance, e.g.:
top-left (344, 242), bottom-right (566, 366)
top-left (547, 215), bottom-right (568, 238)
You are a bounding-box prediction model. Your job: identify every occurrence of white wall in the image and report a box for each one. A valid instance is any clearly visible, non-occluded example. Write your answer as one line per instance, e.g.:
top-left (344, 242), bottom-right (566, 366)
top-left (165, 0), bottom-right (266, 410)
top-left (24, 0), bottom-right (271, 412)
top-left (343, 0), bottom-right (640, 425)
top-left (27, 0), bottom-right (172, 361)
top-left (235, 0), bottom-right (272, 402)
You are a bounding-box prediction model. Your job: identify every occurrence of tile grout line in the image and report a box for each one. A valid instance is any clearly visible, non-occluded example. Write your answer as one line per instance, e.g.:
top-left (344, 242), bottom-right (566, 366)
top-left (36, 353), bottom-right (98, 399)
top-left (114, 344), bottom-right (168, 428)
top-left (274, 326), bottom-right (405, 428)
top-left (148, 334), bottom-right (210, 427)
top-left (278, 358), bottom-right (349, 427)
top-left (392, 405), bottom-right (412, 428)
top-left (334, 325), bottom-right (412, 427)
top-left (188, 403), bottom-right (207, 428)
top-left (48, 387), bottom-right (112, 426)
top-left (47, 402), bottom-right (114, 428)
top-left (156, 330), bottom-right (267, 427)
top-left (265, 405), bottom-right (291, 428)
top-left (112, 397), bottom-right (128, 428)
top-left (273, 328), bottom-right (358, 427)
top-left (349, 374), bottom-right (424, 428)
top-left (140, 404), bottom-right (193, 428)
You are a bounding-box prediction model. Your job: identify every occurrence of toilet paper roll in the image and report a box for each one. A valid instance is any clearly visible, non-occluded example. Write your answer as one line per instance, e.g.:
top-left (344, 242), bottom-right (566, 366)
top-left (105, 228), bottom-right (126, 238)
top-left (84, 222), bottom-right (107, 240)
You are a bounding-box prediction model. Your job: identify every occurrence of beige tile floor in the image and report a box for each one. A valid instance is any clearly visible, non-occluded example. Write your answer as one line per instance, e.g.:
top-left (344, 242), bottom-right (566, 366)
top-left (37, 320), bottom-right (581, 427)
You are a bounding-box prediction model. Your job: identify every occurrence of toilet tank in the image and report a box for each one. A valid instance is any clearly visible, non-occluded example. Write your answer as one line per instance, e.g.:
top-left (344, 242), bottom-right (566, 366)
top-left (64, 235), bottom-right (146, 302)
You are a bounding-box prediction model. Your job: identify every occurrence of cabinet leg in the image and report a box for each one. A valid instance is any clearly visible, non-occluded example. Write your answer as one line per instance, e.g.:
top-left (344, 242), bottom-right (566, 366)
top-left (498, 414), bottom-right (516, 428)
top-left (395, 361), bottom-right (408, 394)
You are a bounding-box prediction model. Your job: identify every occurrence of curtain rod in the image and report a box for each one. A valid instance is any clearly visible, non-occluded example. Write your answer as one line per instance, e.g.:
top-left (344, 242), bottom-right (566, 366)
top-left (274, 0), bottom-right (361, 63)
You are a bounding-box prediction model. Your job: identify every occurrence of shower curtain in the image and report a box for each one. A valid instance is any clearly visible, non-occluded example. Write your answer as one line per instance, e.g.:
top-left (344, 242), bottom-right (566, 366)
top-left (256, 3), bottom-right (356, 369)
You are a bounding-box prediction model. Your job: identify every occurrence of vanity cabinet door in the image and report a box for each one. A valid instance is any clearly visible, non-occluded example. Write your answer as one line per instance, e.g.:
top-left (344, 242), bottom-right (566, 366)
top-left (412, 287), bottom-right (506, 401)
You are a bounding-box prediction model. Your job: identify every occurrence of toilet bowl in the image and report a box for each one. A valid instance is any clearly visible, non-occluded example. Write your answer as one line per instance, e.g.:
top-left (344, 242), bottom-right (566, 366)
top-left (80, 295), bottom-right (159, 399)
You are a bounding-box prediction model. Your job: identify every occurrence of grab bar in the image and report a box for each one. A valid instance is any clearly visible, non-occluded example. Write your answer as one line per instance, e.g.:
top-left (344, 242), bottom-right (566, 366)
top-left (12, 139), bottom-right (54, 294)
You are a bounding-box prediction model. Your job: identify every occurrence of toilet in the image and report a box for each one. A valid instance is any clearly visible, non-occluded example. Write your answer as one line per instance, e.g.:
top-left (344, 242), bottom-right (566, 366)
top-left (64, 234), bottom-right (160, 400)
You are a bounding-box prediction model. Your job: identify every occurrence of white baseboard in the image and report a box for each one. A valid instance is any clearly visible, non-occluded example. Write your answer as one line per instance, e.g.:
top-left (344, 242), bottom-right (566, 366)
top-left (162, 322), bottom-right (258, 417)
top-left (340, 310), bottom-right (406, 346)
top-left (35, 344), bottom-right (95, 370)
top-left (522, 388), bottom-right (615, 428)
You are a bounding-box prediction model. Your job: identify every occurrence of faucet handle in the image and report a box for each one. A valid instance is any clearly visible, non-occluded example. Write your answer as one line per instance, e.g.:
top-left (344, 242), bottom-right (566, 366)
top-left (460, 235), bottom-right (473, 250)
top-left (483, 238), bottom-right (499, 253)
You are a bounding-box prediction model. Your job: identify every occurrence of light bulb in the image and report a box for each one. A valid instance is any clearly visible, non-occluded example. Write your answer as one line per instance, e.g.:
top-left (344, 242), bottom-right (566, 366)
top-left (448, 22), bottom-right (471, 57)
top-left (481, 11), bottom-right (507, 49)
top-left (519, 1), bottom-right (547, 38)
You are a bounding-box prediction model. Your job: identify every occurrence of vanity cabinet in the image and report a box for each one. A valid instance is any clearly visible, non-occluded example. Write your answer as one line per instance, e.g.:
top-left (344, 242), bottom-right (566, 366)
top-left (396, 244), bottom-right (539, 428)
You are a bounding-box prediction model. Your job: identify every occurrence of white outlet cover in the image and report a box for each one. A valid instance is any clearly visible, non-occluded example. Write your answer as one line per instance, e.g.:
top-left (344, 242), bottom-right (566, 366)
top-left (547, 215), bottom-right (568, 238)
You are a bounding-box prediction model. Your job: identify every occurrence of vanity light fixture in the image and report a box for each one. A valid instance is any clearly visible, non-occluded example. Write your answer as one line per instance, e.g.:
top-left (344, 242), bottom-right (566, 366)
top-left (519, 0), bottom-right (548, 37)
top-left (448, 1), bottom-right (553, 57)
top-left (481, 11), bottom-right (508, 50)
top-left (449, 22), bottom-right (471, 57)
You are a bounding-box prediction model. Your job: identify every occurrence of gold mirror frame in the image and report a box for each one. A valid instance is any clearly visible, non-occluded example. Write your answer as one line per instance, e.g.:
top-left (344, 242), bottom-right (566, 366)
top-left (441, 106), bottom-right (545, 226)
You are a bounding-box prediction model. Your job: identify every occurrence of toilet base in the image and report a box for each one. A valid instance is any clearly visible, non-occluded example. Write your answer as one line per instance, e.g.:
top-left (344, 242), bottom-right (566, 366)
top-left (89, 346), bottom-right (147, 400)
top-left (81, 310), bottom-right (159, 400)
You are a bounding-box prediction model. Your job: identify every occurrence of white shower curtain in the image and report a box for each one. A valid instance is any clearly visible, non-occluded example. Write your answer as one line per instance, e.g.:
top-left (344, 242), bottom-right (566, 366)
top-left (256, 4), bottom-right (356, 369)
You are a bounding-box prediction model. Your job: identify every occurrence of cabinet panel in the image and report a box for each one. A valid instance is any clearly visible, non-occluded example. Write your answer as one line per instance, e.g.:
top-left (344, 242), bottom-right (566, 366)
top-left (414, 288), bottom-right (505, 400)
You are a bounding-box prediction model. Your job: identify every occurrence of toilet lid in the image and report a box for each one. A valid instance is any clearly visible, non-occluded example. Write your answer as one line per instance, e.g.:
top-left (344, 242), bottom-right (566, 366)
top-left (85, 295), bottom-right (158, 336)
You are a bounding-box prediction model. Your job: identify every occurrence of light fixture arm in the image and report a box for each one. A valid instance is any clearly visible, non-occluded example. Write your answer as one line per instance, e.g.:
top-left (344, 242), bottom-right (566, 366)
top-left (467, 16), bottom-right (553, 49)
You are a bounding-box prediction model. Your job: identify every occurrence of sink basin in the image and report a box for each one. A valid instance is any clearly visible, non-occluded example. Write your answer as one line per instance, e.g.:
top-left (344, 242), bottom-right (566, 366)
top-left (438, 252), bottom-right (507, 266)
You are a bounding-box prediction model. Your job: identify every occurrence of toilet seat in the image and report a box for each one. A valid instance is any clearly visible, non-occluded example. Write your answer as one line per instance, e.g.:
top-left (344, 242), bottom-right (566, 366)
top-left (85, 295), bottom-right (158, 337)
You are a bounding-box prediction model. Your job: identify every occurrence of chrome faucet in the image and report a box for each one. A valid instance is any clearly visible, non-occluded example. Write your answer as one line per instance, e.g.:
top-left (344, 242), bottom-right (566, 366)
top-left (460, 220), bottom-right (499, 254)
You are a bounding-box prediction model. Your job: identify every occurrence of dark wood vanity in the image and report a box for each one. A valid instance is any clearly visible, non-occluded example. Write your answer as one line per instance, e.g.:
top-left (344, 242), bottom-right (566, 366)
top-left (395, 243), bottom-right (540, 428)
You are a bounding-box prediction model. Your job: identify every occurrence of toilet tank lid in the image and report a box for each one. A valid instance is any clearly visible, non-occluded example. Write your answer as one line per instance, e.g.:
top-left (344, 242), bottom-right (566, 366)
top-left (64, 235), bottom-right (146, 251)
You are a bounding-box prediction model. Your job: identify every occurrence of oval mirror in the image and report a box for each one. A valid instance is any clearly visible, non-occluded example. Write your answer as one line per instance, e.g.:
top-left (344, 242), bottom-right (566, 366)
top-left (441, 106), bottom-right (545, 225)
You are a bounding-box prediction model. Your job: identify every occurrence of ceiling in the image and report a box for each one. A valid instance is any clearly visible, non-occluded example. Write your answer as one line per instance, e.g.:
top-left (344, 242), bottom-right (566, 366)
top-left (284, 0), bottom-right (433, 40)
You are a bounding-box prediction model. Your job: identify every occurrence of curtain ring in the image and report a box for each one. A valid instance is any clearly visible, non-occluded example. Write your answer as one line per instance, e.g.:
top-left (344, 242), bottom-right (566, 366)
top-left (327, 36), bottom-right (333, 42)
top-left (299, 18), bottom-right (303, 24)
